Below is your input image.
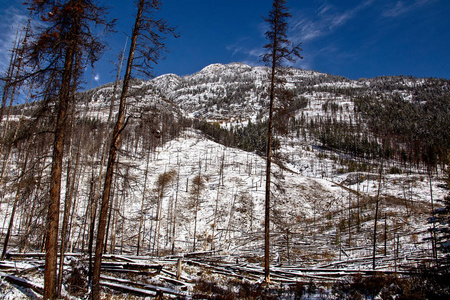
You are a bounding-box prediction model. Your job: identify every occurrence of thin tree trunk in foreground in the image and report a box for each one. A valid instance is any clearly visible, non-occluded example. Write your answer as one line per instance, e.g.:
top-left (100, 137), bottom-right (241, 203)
top-left (372, 161), bottom-right (383, 270)
top-left (1, 134), bottom-right (33, 260)
top-left (264, 37), bottom-right (276, 284)
top-left (44, 36), bottom-right (76, 300)
top-left (91, 1), bottom-right (144, 298)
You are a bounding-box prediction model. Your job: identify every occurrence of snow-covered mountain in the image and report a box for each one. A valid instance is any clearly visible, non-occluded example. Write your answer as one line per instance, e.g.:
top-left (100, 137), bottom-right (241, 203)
top-left (61, 63), bottom-right (448, 260)
top-left (1, 62), bottom-right (449, 274)
top-left (87, 62), bottom-right (445, 127)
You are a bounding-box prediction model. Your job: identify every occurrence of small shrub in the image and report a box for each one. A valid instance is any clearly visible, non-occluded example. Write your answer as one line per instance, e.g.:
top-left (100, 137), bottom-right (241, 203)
top-left (193, 279), bottom-right (234, 299)
top-left (337, 168), bottom-right (346, 174)
top-left (332, 273), bottom-right (405, 299)
top-left (66, 262), bottom-right (88, 296)
top-left (289, 282), bottom-right (305, 300)
top-left (307, 279), bottom-right (317, 294)
top-left (193, 278), bottom-right (307, 299)
top-left (389, 166), bottom-right (403, 174)
top-left (332, 270), bottom-right (450, 300)
top-left (407, 266), bottom-right (450, 299)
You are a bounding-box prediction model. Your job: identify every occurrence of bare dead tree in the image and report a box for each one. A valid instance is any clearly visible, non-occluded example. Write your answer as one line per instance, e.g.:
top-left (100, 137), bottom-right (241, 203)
top-left (0, 20), bottom-right (30, 165)
top-left (1, 133), bottom-right (35, 260)
top-left (190, 173), bottom-right (205, 252)
top-left (137, 147), bottom-right (151, 256)
top-left (92, 1), bottom-right (177, 297)
top-left (0, 27), bottom-right (21, 122)
top-left (20, 1), bottom-right (113, 298)
top-left (153, 169), bottom-right (176, 255)
top-left (211, 152), bottom-right (225, 251)
top-left (372, 161), bottom-right (383, 270)
top-left (171, 161), bottom-right (181, 254)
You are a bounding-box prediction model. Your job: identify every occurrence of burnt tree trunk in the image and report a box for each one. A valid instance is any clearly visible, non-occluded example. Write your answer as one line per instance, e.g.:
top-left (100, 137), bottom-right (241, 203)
top-left (91, 1), bottom-right (144, 298)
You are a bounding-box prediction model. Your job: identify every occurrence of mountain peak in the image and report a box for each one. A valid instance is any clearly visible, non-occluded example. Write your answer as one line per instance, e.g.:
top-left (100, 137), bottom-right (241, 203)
top-left (198, 62), bottom-right (256, 74)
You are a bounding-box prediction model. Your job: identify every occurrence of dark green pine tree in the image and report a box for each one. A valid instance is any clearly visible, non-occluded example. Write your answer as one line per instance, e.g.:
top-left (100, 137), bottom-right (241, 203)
top-left (262, 0), bottom-right (302, 283)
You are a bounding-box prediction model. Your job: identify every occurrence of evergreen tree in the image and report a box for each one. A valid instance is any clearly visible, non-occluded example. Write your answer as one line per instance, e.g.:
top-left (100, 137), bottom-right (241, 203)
top-left (261, 0), bottom-right (302, 283)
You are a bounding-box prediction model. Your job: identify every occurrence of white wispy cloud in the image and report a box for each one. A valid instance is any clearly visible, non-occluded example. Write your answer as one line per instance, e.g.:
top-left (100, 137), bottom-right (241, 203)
top-left (227, 45), bottom-right (265, 66)
top-left (382, 0), bottom-right (436, 18)
top-left (290, 0), bottom-right (374, 43)
top-left (227, 1), bottom-right (375, 71)
top-left (0, 6), bottom-right (29, 73)
top-left (226, 36), bottom-right (266, 67)
top-left (317, 4), bottom-right (332, 16)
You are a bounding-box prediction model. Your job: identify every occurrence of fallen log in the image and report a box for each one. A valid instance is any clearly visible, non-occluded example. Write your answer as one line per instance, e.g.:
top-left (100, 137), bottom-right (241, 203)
top-left (5, 252), bottom-right (82, 259)
top-left (104, 255), bottom-right (138, 263)
top-left (186, 260), bottom-right (291, 282)
top-left (158, 275), bottom-right (191, 288)
top-left (100, 280), bottom-right (158, 297)
top-left (101, 261), bottom-right (163, 272)
top-left (101, 274), bottom-right (185, 297)
top-left (0, 261), bottom-right (44, 275)
top-left (0, 271), bottom-right (43, 295)
top-left (183, 250), bottom-right (220, 258)
top-left (160, 269), bottom-right (192, 283)
top-left (15, 265), bottom-right (44, 276)
top-left (100, 267), bottom-right (161, 276)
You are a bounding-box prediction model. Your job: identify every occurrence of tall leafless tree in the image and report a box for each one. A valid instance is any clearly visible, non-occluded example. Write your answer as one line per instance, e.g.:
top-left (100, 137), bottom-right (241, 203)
top-left (190, 173), bottom-right (205, 252)
top-left (91, 1), bottom-right (177, 298)
top-left (21, 1), bottom-right (113, 298)
top-left (372, 161), bottom-right (383, 270)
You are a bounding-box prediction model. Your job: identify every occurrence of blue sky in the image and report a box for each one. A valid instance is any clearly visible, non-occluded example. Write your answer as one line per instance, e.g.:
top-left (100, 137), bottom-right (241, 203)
top-left (1, 0), bottom-right (449, 89)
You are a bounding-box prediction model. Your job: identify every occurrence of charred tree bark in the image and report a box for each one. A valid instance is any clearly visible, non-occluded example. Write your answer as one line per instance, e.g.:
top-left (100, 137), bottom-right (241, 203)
top-left (372, 162), bottom-right (383, 270)
top-left (137, 148), bottom-right (151, 256)
top-left (91, 1), bottom-right (144, 298)
top-left (44, 26), bottom-right (77, 300)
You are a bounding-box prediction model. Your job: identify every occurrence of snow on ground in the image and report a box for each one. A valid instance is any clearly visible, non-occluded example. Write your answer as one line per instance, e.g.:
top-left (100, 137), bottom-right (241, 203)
top-left (110, 129), bottom-right (350, 257)
top-left (89, 126), bottom-right (447, 266)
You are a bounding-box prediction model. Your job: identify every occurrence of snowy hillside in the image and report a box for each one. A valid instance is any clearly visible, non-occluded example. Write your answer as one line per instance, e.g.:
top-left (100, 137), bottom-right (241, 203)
top-left (1, 62), bottom-right (449, 298)
top-left (3, 62), bottom-right (448, 257)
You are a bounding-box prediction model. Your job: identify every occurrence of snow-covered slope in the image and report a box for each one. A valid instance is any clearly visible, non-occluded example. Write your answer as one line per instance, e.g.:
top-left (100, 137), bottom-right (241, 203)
top-left (102, 127), bottom-right (446, 265)
top-left (57, 63), bottom-right (448, 258)
top-left (159, 63), bottom-right (324, 122)
top-left (1, 62), bottom-right (448, 272)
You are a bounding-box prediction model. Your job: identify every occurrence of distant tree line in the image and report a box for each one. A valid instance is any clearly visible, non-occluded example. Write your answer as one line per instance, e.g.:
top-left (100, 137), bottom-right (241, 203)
top-left (194, 119), bottom-right (280, 155)
top-left (292, 78), bottom-right (450, 170)
top-left (354, 91), bottom-right (449, 168)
